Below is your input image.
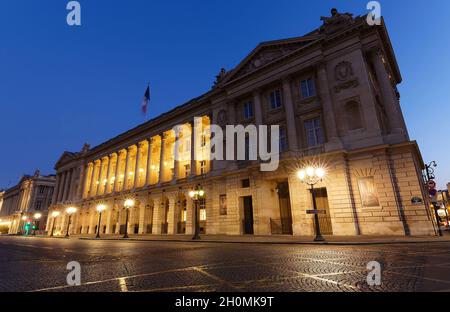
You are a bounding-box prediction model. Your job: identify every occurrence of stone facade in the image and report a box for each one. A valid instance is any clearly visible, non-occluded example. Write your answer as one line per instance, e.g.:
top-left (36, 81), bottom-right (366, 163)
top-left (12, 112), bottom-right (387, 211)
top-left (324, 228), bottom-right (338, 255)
top-left (0, 171), bottom-right (55, 234)
top-left (47, 9), bottom-right (436, 237)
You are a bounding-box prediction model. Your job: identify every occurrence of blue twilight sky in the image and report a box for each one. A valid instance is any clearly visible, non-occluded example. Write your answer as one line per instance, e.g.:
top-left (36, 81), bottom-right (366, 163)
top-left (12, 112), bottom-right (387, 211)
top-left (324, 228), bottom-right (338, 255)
top-left (0, 0), bottom-right (449, 189)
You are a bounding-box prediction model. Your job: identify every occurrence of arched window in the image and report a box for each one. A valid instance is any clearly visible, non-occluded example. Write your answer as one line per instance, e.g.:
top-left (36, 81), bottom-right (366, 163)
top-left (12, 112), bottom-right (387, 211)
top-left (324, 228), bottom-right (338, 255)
top-left (345, 101), bottom-right (363, 130)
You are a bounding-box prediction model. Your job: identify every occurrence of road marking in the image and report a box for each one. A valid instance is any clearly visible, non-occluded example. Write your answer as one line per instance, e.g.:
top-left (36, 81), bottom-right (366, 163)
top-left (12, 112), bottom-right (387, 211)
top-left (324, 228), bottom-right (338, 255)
top-left (192, 267), bottom-right (240, 291)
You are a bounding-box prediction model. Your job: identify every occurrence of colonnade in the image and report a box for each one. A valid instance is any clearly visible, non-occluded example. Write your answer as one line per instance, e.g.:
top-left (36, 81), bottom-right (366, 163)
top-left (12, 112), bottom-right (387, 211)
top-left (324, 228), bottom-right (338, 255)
top-left (82, 116), bottom-right (211, 199)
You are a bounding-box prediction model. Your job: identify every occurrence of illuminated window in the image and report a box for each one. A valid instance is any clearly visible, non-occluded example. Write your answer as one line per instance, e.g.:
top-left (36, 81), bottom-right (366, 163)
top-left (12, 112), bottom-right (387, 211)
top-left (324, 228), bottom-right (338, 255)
top-left (184, 164), bottom-right (191, 177)
top-left (200, 161), bottom-right (206, 175)
top-left (199, 198), bottom-right (206, 221)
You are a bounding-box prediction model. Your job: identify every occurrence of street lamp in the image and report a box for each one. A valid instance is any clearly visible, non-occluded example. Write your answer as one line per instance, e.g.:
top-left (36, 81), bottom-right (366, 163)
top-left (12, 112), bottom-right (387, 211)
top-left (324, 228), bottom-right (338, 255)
top-left (50, 211), bottom-right (60, 237)
top-left (123, 199), bottom-right (135, 239)
top-left (65, 207), bottom-right (77, 238)
top-left (189, 184), bottom-right (205, 240)
top-left (297, 166), bottom-right (326, 242)
top-left (33, 213), bottom-right (42, 236)
top-left (96, 204), bottom-right (107, 239)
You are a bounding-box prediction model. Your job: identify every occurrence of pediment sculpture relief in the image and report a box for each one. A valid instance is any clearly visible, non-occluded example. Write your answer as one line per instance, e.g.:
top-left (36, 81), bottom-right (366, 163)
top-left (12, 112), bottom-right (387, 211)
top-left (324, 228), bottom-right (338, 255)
top-left (320, 8), bottom-right (355, 35)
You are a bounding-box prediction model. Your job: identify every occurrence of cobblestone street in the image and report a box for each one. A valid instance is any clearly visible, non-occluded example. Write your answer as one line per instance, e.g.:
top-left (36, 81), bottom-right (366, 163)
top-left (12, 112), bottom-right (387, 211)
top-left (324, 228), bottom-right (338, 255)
top-left (1, 236), bottom-right (450, 292)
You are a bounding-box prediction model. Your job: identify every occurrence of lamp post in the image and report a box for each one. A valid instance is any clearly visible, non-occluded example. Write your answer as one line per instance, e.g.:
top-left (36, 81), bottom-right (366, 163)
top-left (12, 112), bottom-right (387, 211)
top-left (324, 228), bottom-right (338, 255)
top-left (189, 184), bottom-right (205, 240)
top-left (65, 207), bottom-right (77, 238)
top-left (123, 199), bottom-right (135, 239)
top-left (33, 213), bottom-right (42, 236)
top-left (96, 204), bottom-right (107, 239)
top-left (297, 166), bottom-right (326, 242)
top-left (50, 211), bottom-right (60, 237)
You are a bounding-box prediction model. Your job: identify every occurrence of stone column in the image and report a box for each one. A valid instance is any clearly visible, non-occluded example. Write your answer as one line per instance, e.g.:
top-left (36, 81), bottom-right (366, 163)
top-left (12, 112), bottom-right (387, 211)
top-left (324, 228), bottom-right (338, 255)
top-left (282, 78), bottom-right (299, 151)
top-left (96, 159), bottom-right (104, 196)
top-left (115, 208), bottom-right (122, 234)
top-left (88, 209), bottom-right (96, 234)
top-left (167, 196), bottom-right (176, 234)
top-left (123, 147), bottom-right (131, 190)
top-left (58, 172), bottom-right (67, 203)
top-left (127, 207), bottom-right (134, 235)
top-left (145, 138), bottom-right (153, 185)
top-left (317, 63), bottom-right (343, 151)
top-left (113, 152), bottom-right (122, 193)
top-left (173, 126), bottom-right (181, 182)
top-left (89, 162), bottom-right (97, 197)
top-left (138, 203), bottom-right (146, 234)
top-left (190, 122), bottom-right (197, 177)
top-left (82, 163), bottom-right (92, 199)
top-left (104, 156), bottom-right (112, 194)
top-left (52, 173), bottom-right (61, 204)
top-left (105, 209), bottom-right (112, 234)
top-left (64, 169), bottom-right (72, 201)
top-left (77, 163), bottom-right (87, 200)
top-left (253, 91), bottom-right (263, 125)
top-left (152, 198), bottom-right (161, 234)
top-left (371, 49), bottom-right (406, 137)
top-left (134, 143), bottom-right (143, 188)
top-left (159, 135), bottom-right (166, 184)
top-left (69, 168), bottom-right (77, 199)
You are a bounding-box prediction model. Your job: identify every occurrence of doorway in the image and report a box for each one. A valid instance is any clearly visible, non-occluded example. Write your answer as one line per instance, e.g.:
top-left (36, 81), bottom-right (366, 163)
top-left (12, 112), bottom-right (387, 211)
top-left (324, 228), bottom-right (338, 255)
top-left (313, 188), bottom-right (333, 235)
top-left (277, 182), bottom-right (293, 235)
top-left (243, 196), bottom-right (254, 235)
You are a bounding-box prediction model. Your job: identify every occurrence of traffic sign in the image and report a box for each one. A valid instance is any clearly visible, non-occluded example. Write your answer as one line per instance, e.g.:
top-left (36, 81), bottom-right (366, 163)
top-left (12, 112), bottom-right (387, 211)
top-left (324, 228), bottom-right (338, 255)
top-left (306, 210), bottom-right (326, 215)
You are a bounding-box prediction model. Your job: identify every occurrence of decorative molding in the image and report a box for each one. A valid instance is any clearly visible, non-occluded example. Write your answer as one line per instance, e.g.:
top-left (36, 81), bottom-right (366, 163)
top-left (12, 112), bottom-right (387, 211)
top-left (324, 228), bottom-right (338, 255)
top-left (334, 79), bottom-right (360, 93)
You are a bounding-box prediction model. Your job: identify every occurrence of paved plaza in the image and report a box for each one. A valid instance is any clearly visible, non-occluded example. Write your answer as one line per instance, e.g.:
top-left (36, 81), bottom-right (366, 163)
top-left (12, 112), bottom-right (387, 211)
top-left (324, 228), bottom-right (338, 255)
top-left (1, 236), bottom-right (450, 292)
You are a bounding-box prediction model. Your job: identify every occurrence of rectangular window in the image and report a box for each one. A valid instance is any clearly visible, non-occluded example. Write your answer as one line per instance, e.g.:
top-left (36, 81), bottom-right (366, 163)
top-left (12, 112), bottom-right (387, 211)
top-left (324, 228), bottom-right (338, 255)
top-left (241, 179), bottom-right (250, 188)
top-left (269, 89), bottom-right (282, 109)
top-left (184, 164), bottom-right (191, 177)
top-left (243, 101), bottom-right (254, 119)
top-left (200, 161), bottom-right (206, 175)
top-left (39, 186), bottom-right (45, 194)
top-left (35, 200), bottom-right (42, 211)
top-left (199, 198), bottom-right (206, 221)
top-left (304, 118), bottom-right (325, 147)
top-left (300, 78), bottom-right (316, 99)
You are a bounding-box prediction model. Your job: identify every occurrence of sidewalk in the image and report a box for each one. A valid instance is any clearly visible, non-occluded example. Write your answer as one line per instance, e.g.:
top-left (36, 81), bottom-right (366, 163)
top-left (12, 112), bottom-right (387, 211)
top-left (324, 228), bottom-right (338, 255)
top-left (50, 232), bottom-right (450, 245)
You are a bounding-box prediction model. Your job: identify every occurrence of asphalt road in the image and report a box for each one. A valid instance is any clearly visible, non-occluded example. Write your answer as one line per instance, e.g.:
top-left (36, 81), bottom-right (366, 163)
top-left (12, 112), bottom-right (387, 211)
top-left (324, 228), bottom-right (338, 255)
top-left (1, 236), bottom-right (450, 292)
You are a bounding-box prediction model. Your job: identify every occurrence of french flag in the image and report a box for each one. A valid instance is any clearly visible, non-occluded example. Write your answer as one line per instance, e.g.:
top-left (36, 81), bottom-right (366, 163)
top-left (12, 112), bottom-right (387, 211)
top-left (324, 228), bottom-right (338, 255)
top-left (141, 85), bottom-right (150, 116)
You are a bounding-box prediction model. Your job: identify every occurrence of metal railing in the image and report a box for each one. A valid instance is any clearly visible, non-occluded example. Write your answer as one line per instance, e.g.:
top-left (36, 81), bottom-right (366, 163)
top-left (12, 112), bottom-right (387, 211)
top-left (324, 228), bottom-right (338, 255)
top-left (270, 218), bottom-right (293, 235)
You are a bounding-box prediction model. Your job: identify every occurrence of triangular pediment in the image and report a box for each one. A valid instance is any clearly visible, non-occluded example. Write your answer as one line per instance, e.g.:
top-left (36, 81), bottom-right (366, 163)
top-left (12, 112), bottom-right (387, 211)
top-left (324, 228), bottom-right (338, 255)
top-left (55, 151), bottom-right (78, 168)
top-left (220, 35), bottom-right (320, 85)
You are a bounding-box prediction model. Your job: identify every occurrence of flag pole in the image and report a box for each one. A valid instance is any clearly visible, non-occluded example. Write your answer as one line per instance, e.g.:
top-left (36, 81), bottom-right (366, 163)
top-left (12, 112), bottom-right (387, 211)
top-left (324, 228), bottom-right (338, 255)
top-left (145, 82), bottom-right (149, 122)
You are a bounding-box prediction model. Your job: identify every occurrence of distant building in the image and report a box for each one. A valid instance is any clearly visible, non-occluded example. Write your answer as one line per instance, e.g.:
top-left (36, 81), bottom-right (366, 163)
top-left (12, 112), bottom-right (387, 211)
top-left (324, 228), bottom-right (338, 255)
top-left (48, 9), bottom-right (435, 237)
top-left (1, 170), bottom-right (55, 235)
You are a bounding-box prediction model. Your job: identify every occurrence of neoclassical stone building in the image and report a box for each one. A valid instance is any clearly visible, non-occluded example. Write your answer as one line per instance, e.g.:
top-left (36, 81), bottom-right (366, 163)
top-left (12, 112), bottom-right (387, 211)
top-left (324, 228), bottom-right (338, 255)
top-left (47, 10), bottom-right (436, 237)
top-left (0, 170), bottom-right (55, 234)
